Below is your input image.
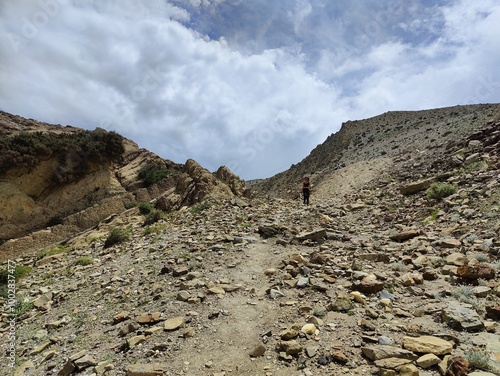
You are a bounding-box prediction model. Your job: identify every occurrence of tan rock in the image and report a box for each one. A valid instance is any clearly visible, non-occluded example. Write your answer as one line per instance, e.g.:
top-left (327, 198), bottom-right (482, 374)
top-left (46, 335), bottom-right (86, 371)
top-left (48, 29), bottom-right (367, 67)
top-left (362, 345), bottom-right (418, 361)
top-left (127, 335), bottom-right (146, 348)
top-left (249, 342), bottom-right (266, 357)
top-left (163, 317), bottom-right (185, 331)
top-left (397, 364), bottom-right (419, 376)
top-left (301, 323), bottom-right (316, 335)
top-left (126, 363), bottom-right (164, 376)
top-left (402, 335), bottom-right (453, 355)
top-left (374, 357), bottom-right (413, 369)
top-left (416, 353), bottom-right (441, 368)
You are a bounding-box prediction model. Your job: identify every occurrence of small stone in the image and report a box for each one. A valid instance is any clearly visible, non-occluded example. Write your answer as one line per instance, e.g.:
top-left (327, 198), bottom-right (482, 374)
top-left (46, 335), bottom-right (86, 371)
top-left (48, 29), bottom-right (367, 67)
top-left (331, 351), bottom-right (349, 364)
top-left (378, 336), bottom-right (395, 345)
top-left (29, 340), bottom-right (52, 355)
top-left (279, 340), bottom-right (303, 355)
top-left (164, 316), bottom-right (185, 331)
top-left (14, 360), bottom-right (35, 376)
top-left (398, 364), bottom-right (419, 376)
top-left (128, 335), bottom-right (146, 348)
top-left (362, 345), bottom-right (418, 361)
top-left (74, 354), bottom-right (97, 370)
top-left (126, 363), bottom-right (163, 376)
top-left (183, 327), bottom-right (196, 338)
top-left (41, 350), bottom-right (57, 363)
top-left (249, 343), bottom-right (266, 357)
top-left (207, 286), bottom-right (226, 295)
top-left (269, 288), bottom-right (285, 299)
top-left (438, 238), bottom-right (461, 248)
top-left (296, 277), bottom-right (309, 288)
top-left (113, 311), bottom-right (130, 324)
top-left (69, 350), bottom-right (87, 361)
top-left (417, 353), bottom-right (441, 368)
top-left (177, 291), bottom-right (191, 301)
top-left (374, 357), bottom-right (413, 369)
top-left (402, 336), bottom-right (453, 355)
top-left (172, 266), bottom-right (189, 277)
top-left (301, 323), bottom-right (316, 335)
top-left (350, 291), bottom-right (365, 303)
top-left (280, 325), bottom-right (299, 340)
top-left (56, 360), bottom-right (76, 376)
top-left (264, 268), bottom-right (277, 275)
top-left (378, 298), bottom-right (392, 308)
top-left (144, 326), bottom-right (163, 335)
top-left (457, 264), bottom-right (496, 280)
top-left (441, 301), bottom-right (485, 332)
top-left (305, 346), bottom-right (317, 358)
top-left (33, 293), bottom-right (52, 311)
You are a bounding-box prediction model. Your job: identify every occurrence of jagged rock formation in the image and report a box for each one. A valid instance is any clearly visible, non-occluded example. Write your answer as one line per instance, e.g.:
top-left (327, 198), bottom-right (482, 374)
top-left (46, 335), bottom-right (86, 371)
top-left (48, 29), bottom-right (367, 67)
top-left (0, 111), bottom-right (246, 258)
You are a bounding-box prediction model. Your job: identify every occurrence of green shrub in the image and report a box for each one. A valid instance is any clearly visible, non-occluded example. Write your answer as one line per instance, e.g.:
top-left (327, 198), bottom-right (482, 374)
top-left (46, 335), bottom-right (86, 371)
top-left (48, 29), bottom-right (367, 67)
top-left (465, 347), bottom-right (491, 371)
top-left (138, 163), bottom-right (169, 186)
top-left (75, 256), bottom-right (93, 266)
top-left (36, 244), bottom-right (68, 261)
top-left (190, 200), bottom-right (211, 213)
top-left (14, 297), bottom-right (33, 317)
top-left (0, 129), bottom-right (125, 178)
top-left (124, 201), bottom-right (137, 209)
top-left (138, 202), bottom-right (153, 215)
top-left (426, 182), bottom-right (457, 200)
top-left (104, 227), bottom-right (131, 248)
top-left (144, 209), bottom-right (164, 225)
top-left (0, 265), bottom-right (33, 284)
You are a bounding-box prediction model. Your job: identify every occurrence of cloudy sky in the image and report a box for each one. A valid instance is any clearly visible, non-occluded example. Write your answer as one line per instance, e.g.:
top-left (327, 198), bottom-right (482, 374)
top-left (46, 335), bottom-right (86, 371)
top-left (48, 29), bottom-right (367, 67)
top-left (1, 0), bottom-right (499, 179)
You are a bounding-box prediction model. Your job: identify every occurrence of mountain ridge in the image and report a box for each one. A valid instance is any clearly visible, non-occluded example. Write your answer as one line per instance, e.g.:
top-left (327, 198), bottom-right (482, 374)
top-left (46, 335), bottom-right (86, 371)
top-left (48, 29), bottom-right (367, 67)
top-left (1, 104), bottom-right (500, 376)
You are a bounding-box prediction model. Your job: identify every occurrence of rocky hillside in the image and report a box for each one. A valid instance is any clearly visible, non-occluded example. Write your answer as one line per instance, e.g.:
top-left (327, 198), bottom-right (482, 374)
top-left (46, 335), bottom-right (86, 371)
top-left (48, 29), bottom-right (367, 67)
top-left (1, 105), bottom-right (499, 376)
top-left (0, 111), bottom-right (246, 259)
top-left (254, 103), bottom-right (500, 198)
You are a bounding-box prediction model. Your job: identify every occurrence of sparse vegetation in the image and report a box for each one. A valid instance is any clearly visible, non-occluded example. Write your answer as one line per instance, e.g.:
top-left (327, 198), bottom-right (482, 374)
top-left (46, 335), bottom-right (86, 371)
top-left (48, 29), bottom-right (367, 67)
top-left (138, 202), bottom-right (154, 215)
top-left (424, 207), bottom-right (440, 224)
top-left (426, 182), bottom-right (457, 200)
top-left (75, 256), bottom-right (93, 266)
top-left (14, 296), bottom-right (33, 317)
top-left (104, 227), bottom-right (132, 248)
top-left (392, 262), bottom-right (407, 272)
top-left (0, 129), bottom-right (125, 181)
top-left (143, 223), bottom-right (167, 235)
top-left (451, 284), bottom-right (482, 309)
top-left (36, 244), bottom-right (69, 261)
top-left (138, 163), bottom-right (169, 186)
top-left (190, 200), bottom-right (211, 213)
top-left (474, 253), bottom-right (489, 262)
top-left (465, 347), bottom-right (491, 371)
top-left (143, 209), bottom-right (165, 225)
top-left (0, 265), bottom-right (33, 286)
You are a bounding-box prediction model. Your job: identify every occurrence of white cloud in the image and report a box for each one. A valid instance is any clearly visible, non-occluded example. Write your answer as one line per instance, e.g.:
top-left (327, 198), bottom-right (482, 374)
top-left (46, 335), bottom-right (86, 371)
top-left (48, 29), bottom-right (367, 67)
top-left (0, 0), bottom-right (499, 179)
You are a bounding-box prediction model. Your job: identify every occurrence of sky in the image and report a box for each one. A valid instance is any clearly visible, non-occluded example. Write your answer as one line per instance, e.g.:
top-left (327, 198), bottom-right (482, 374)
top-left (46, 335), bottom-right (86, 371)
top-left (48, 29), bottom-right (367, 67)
top-left (0, 1), bottom-right (499, 180)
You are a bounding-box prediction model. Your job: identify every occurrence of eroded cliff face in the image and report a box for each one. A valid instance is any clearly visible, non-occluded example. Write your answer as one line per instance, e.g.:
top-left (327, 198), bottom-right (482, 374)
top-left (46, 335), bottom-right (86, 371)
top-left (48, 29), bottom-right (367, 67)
top-left (0, 156), bottom-right (124, 239)
top-left (0, 112), bottom-right (246, 258)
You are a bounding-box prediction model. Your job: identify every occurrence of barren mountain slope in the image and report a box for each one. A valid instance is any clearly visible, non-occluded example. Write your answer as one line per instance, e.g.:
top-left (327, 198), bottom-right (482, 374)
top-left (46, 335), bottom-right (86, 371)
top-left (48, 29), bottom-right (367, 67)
top-left (2, 111), bottom-right (499, 376)
top-left (255, 103), bottom-right (500, 199)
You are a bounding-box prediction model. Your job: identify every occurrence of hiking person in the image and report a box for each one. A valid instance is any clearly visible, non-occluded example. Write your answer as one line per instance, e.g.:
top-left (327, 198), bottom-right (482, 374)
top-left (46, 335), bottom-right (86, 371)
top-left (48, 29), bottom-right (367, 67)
top-left (302, 176), bottom-right (311, 205)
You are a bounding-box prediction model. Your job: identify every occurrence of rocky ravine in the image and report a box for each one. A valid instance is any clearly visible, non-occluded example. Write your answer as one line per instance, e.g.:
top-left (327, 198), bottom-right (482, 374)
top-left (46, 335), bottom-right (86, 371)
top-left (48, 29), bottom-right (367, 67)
top-left (1, 120), bottom-right (499, 375)
top-left (0, 111), bottom-right (247, 259)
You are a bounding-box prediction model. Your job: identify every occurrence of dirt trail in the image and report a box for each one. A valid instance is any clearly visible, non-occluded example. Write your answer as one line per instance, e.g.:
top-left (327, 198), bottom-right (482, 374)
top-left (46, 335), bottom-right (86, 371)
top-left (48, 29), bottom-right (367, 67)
top-left (312, 157), bottom-right (392, 202)
top-left (168, 242), bottom-right (303, 375)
